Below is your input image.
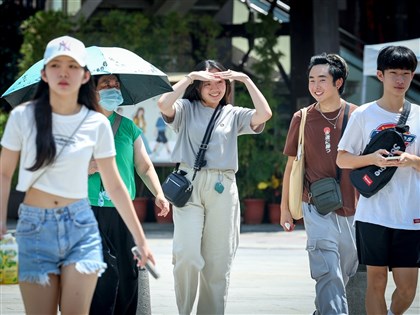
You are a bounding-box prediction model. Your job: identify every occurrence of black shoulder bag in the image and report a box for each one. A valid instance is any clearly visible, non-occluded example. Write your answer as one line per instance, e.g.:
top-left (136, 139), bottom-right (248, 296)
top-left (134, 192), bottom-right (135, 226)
top-left (350, 101), bottom-right (411, 198)
top-left (162, 104), bottom-right (223, 207)
top-left (308, 103), bottom-right (350, 215)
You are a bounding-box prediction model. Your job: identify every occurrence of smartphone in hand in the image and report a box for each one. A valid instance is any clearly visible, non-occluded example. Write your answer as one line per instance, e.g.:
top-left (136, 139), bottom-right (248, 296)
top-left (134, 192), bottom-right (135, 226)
top-left (384, 156), bottom-right (401, 161)
top-left (131, 246), bottom-right (160, 279)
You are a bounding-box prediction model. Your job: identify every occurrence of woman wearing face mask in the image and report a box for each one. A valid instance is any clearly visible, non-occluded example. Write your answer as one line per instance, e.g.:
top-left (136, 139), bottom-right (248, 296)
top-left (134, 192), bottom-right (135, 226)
top-left (0, 36), bottom-right (155, 315)
top-left (88, 74), bottom-right (170, 315)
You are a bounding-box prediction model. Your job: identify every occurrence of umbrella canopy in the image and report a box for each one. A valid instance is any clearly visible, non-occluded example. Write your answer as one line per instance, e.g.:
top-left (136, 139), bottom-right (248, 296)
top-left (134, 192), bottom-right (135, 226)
top-left (1, 46), bottom-right (173, 107)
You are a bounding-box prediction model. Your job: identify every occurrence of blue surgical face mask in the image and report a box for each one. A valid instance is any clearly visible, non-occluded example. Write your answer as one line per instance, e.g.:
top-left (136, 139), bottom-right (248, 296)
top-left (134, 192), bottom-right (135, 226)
top-left (98, 88), bottom-right (124, 111)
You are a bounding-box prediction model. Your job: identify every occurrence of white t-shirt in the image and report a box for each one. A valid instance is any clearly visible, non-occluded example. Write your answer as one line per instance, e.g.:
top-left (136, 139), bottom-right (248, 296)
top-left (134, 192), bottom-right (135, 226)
top-left (1, 104), bottom-right (115, 198)
top-left (166, 99), bottom-right (264, 172)
top-left (338, 101), bottom-right (420, 230)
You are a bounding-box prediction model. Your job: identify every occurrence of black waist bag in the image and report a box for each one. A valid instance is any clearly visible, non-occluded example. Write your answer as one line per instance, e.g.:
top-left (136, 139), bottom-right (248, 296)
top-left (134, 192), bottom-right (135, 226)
top-left (350, 127), bottom-right (407, 198)
top-left (162, 170), bottom-right (193, 207)
top-left (310, 177), bottom-right (343, 215)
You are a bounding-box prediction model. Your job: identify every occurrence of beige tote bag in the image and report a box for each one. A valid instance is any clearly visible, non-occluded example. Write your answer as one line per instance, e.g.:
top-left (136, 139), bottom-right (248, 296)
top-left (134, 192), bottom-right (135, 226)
top-left (288, 107), bottom-right (308, 220)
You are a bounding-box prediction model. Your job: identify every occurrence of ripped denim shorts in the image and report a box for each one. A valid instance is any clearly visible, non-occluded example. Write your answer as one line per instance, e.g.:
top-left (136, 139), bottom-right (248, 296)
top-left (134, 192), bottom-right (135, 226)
top-left (16, 199), bottom-right (106, 286)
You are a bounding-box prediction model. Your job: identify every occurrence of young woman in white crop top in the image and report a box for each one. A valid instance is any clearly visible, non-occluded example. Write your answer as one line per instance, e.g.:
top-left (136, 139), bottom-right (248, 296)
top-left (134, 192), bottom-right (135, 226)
top-left (0, 35), bottom-right (155, 315)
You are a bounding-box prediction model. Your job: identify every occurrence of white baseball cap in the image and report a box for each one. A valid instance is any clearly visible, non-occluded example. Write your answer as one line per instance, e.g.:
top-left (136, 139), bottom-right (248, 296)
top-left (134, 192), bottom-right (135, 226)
top-left (43, 35), bottom-right (87, 67)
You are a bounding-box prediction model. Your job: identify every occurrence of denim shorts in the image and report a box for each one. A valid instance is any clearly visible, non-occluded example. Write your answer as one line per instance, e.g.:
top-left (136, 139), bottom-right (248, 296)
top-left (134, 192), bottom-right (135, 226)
top-left (16, 199), bottom-right (106, 285)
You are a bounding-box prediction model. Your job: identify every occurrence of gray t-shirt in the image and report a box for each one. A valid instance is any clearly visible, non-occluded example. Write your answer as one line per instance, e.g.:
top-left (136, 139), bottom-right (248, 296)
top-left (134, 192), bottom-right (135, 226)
top-left (165, 99), bottom-right (264, 172)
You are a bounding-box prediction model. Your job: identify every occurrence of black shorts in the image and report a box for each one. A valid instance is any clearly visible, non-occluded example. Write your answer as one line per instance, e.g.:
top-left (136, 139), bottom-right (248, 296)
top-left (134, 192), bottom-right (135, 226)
top-left (156, 130), bottom-right (168, 143)
top-left (356, 221), bottom-right (420, 269)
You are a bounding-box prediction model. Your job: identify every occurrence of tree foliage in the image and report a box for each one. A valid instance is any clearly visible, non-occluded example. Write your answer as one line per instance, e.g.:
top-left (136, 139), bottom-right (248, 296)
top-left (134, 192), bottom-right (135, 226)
top-left (0, 1), bottom-right (36, 110)
top-left (189, 14), bottom-right (222, 63)
top-left (16, 10), bottom-right (219, 74)
top-left (19, 10), bottom-right (76, 75)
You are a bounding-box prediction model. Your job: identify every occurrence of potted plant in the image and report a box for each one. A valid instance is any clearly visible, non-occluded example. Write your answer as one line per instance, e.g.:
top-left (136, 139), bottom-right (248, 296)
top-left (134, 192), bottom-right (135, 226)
top-left (236, 130), bottom-right (266, 224)
top-left (132, 174), bottom-right (151, 223)
top-left (154, 201), bottom-right (173, 224)
top-left (132, 196), bottom-right (148, 223)
top-left (235, 82), bottom-right (288, 224)
top-left (257, 166), bottom-right (282, 224)
top-left (242, 197), bottom-right (265, 224)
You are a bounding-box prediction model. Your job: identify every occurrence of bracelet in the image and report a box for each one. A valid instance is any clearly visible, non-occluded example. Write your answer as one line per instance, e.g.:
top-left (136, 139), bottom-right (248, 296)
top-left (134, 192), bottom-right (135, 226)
top-left (185, 75), bottom-right (193, 85)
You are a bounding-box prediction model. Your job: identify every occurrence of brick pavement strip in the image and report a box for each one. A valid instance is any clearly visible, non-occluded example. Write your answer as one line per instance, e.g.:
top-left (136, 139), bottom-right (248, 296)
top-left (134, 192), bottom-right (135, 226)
top-left (1, 224), bottom-right (419, 315)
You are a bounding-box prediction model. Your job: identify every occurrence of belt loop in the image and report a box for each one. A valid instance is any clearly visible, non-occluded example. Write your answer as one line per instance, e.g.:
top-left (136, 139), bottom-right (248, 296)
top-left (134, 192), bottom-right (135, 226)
top-left (41, 207), bottom-right (47, 223)
top-left (65, 202), bottom-right (73, 220)
top-left (17, 204), bottom-right (23, 217)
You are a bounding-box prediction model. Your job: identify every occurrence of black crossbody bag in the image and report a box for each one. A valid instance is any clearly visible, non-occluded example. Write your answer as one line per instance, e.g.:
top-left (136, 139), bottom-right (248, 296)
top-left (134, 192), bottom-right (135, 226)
top-left (162, 104), bottom-right (222, 207)
top-left (350, 101), bottom-right (411, 198)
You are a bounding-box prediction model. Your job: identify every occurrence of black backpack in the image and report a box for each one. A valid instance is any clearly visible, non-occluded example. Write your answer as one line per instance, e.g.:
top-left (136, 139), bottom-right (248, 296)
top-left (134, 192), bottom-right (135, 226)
top-left (349, 101), bottom-right (411, 198)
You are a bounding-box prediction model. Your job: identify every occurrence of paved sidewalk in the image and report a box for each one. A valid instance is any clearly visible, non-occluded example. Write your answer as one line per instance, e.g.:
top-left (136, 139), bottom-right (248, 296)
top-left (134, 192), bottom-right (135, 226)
top-left (1, 223), bottom-right (419, 314)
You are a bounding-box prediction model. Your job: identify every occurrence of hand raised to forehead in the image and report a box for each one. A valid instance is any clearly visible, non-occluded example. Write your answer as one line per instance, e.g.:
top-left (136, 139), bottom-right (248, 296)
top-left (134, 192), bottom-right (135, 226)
top-left (212, 70), bottom-right (249, 82)
top-left (190, 70), bottom-right (222, 81)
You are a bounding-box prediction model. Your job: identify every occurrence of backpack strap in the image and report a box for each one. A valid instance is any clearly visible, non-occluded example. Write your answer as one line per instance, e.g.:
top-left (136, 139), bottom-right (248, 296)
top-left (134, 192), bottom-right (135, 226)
top-left (112, 113), bottom-right (123, 136)
top-left (336, 103), bottom-right (350, 182)
top-left (98, 112), bottom-right (123, 199)
top-left (396, 100), bottom-right (411, 132)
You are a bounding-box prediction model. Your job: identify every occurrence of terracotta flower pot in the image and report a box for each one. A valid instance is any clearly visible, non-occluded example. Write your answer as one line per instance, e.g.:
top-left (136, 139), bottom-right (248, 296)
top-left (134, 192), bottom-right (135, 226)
top-left (268, 203), bottom-right (281, 225)
top-left (243, 198), bottom-right (265, 224)
top-left (154, 203), bottom-right (173, 224)
top-left (294, 218), bottom-right (305, 225)
top-left (132, 197), bottom-right (148, 222)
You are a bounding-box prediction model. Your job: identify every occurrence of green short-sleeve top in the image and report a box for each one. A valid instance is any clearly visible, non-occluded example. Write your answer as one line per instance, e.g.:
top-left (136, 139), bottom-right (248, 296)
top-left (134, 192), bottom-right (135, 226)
top-left (88, 112), bottom-right (142, 207)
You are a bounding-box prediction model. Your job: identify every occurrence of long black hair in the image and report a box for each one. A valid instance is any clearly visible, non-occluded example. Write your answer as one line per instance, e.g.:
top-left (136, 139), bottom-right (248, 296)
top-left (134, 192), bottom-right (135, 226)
top-left (27, 66), bottom-right (98, 171)
top-left (183, 60), bottom-right (232, 106)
